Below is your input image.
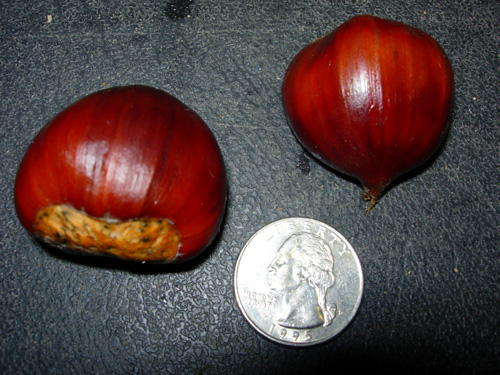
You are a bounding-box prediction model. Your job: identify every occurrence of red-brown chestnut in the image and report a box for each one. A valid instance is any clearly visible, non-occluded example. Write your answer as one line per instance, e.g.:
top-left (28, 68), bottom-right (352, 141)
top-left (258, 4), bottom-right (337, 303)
top-left (14, 85), bottom-right (227, 263)
top-left (282, 15), bottom-right (454, 211)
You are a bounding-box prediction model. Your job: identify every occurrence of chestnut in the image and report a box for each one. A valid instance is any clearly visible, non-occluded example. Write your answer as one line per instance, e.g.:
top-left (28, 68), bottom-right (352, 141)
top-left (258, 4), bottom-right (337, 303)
top-left (282, 15), bottom-right (454, 211)
top-left (14, 85), bottom-right (227, 263)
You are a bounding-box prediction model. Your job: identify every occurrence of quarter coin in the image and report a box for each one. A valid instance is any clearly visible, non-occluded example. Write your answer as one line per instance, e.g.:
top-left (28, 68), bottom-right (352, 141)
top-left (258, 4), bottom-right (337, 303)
top-left (234, 217), bottom-right (363, 346)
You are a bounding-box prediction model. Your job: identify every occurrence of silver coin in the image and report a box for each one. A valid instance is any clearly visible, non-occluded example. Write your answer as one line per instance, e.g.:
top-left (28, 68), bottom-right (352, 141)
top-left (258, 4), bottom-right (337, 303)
top-left (234, 217), bottom-right (363, 347)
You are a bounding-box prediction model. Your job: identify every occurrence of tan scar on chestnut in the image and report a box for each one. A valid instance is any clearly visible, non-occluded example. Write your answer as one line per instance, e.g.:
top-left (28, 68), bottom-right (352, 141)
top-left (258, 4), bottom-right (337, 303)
top-left (33, 204), bottom-right (180, 262)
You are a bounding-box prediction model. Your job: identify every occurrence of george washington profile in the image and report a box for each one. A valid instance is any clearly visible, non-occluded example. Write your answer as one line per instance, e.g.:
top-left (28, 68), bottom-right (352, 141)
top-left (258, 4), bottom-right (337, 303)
top-left (267, 232), bottom-right (337, 329)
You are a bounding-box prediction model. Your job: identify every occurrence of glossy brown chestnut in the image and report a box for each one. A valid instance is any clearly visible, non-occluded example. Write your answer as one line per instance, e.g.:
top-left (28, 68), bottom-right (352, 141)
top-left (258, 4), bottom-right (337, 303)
top-left (14, 85), bottom-right (227, 262)
top-left (282, 15), bottom-right (454, 210)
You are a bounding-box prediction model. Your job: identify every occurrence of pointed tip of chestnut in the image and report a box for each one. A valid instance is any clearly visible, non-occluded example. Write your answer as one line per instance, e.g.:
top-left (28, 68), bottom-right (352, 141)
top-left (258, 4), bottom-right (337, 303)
top-left (14, 85), bottom-right (227, 263)
top-left (365, 199), bottom-right (377, 213)
top-left (362, 184), bottom-right (386, 213)
top-left (362, 188), bottom-right (378, 213)
top-left (282, 15), bottom-right (454, 211)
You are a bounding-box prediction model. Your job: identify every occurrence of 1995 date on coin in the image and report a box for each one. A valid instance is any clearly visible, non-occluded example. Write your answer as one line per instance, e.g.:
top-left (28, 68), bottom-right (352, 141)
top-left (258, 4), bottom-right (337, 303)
top-left (234, 218), bottom-right (363, 346)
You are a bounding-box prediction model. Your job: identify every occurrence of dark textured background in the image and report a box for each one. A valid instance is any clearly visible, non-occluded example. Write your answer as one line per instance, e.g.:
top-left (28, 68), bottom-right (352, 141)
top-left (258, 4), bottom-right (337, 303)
top-left (1, 1), bottom-right (499, 374)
